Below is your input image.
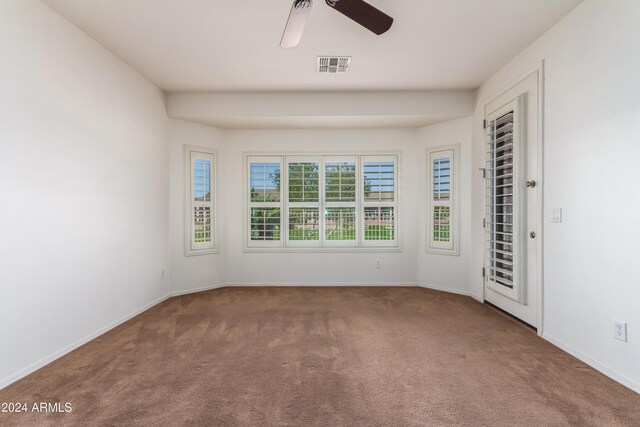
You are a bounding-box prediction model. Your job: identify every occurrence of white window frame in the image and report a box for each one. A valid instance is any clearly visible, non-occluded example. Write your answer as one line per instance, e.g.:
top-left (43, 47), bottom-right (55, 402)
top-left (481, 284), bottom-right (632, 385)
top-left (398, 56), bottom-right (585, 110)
top-left (426, 145), bottom-right (459, 255)
top-left (323, 156), bottom-right (359, 248)
top-left (247, 155), bottom-right (284, 249)
top-left (244, 152), bottom-right (400, 252)
top-left (285, 156), bottom-right (322, 248)
top-left (361, 155), bottom-right (398, 248)
top-left (185, 145), bottom-right (217, 256)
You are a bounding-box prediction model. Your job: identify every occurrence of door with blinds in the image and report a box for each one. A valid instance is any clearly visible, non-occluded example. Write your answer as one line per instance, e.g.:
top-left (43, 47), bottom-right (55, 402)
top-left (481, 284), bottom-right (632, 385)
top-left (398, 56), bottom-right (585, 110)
top-left (483, 70), bottom-right (540, 328)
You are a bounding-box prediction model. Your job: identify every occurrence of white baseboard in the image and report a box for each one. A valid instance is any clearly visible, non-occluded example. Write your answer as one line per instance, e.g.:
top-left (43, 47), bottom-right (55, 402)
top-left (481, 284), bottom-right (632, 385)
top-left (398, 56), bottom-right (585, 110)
top-left (0, 294), bottom-right (170, 391)
top-left (223, 282), bottom-right (417, 287)
top-left (419, 283), bottom-right (472, 297)
top-left (469, 293), bottom-right (484, 303)
top-left (542, 333), bottom-right (640, 395)
top-left (170, 283), bottom-right (226, 297)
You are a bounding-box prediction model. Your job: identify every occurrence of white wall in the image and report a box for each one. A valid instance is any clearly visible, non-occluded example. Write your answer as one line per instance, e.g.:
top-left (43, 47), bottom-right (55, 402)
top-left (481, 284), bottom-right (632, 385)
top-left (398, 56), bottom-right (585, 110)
top-left (222, 128), bottom-right (420, 285)
top-left (166, 90), bottom-right (475, 129)
top-left (169, 119), bottom-right (226, 294)
top-left (416, 118), bottom-right (473, 297)
top-left (471, 0), bottom-right (640, 392)
top-left (0, 0), bottom-right (169, 388)
top-left (170, 120), bottom-right (476, 290)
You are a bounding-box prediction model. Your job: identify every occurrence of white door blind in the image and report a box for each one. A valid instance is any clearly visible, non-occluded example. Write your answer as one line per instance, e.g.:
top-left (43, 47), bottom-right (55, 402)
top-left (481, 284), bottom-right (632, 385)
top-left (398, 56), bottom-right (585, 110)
top-left (485, 98), bottom-right (525, 303)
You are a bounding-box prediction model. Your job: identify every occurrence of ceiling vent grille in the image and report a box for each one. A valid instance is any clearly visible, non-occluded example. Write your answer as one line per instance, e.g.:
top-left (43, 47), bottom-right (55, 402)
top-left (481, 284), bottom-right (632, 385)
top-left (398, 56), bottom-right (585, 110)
top-left (317, 56), bottom-right (351, 74)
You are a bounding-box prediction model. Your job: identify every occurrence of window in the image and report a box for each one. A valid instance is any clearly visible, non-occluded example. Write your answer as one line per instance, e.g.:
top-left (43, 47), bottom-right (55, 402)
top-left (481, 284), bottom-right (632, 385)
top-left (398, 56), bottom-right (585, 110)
top-left (249, 157), bottom-right (283, 247)
top-left (246, 153), bottom-right (398, 250)
top-left (427, 146), bottom-right (458, 254)
top-left (324, 157), bottom-right (358, 246)
top-left (185, 146), bottom-right (217, 255)
top-left (362, 156), bottom-right (396, 247)
top-left (287, 157), bottom-right (321, 246)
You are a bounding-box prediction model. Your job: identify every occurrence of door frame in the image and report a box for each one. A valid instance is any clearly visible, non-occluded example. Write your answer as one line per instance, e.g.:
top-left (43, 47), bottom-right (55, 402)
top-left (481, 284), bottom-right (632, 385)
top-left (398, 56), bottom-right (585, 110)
top-left (482, 61), bottom-right (545, 336)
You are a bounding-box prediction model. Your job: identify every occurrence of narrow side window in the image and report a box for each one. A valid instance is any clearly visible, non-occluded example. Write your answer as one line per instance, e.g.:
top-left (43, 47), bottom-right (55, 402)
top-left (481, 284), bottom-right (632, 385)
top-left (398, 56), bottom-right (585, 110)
top-left (186, 146), bottom-right (217, 255)
top-left (427, 147), bottom-right (457, 254)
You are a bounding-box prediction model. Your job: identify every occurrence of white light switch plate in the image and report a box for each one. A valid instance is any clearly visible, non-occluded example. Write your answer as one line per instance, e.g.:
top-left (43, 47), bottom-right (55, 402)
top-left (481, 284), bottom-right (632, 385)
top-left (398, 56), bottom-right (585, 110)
top-left (614, 321), bottom-right (627, 342)
top-left (550, 208), bottom-right (563, 223)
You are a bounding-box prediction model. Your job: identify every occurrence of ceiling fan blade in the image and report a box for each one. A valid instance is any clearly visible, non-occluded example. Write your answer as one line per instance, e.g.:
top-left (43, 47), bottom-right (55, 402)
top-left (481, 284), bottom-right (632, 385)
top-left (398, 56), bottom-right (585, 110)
top-left (325, 0), bottom-right (393, 35)
top-left (280, 0), bottom-right (313, 48)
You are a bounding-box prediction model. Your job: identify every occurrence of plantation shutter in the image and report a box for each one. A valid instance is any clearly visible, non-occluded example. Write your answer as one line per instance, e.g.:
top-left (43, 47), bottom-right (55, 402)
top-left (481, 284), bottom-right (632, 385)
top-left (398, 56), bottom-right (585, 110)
top-left (189, 150), bottom-right (215, 253)
top-left (248, 156), bottom-right (283, 248)
top-left (324, 156), bottom-right (358, 246)
top-left (361, 155), bottom-right (398, 247)
top-left (286, 156), bottom-right (321, 247)
top-left (428, 149), bottom-right (454, 251)
top-left (485, 96), bottom-right (526, 303)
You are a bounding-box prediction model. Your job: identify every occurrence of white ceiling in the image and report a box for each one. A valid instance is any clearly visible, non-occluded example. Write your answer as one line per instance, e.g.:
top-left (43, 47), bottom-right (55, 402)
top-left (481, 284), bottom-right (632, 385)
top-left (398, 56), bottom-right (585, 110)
top-left (42, 0), bottom-right (582, 93)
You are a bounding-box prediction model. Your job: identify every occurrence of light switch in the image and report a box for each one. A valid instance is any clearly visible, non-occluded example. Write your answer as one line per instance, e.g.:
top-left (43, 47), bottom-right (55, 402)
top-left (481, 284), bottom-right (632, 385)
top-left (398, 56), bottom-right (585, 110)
top-left (549, 208), bottom-right (562, 223)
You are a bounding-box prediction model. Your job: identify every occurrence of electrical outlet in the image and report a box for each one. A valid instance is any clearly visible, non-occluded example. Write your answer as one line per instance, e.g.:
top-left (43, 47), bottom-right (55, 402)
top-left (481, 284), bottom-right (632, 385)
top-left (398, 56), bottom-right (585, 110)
top-left (375, 260), bottom-right (381, 269)
top-left (549, 208), bottom-right (563, 223)
top-left (614, 321), bottom-right (627, 342)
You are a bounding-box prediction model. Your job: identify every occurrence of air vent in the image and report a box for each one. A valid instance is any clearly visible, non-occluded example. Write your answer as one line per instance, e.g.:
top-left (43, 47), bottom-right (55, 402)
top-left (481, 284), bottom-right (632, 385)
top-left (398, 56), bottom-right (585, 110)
top-left (317, 56), bottom-right (351, 74)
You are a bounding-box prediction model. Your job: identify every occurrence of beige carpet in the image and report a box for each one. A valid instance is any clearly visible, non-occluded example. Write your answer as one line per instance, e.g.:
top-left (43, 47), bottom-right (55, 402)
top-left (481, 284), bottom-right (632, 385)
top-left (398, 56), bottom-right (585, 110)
top-left (1, 287), bottom-right (638, 426)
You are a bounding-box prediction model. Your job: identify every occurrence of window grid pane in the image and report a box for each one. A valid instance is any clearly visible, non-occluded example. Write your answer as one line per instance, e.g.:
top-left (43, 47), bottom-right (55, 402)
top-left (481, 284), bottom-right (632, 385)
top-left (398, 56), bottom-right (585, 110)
top-left (289, 163), bottom-right (319, 203)
top-left (433, 206), bottom-right (451, 242)
top-left (325, 207), bottom-right (356, 241)
top-left (250, 163), bottom-right (280, 202)
top-left (325, 162), bottom-right (356, 202)
top-left (364, 207), bottom-right (395, 241)
top-left (193, 206), bottom-right (212, 243)
top-left (289, 208), bottom-right (320, 241)
top-left (193, 159), bottom-right (211, 202)
top-left (247, 155), bottom-right (397, 249)
top-left (251, 208), bottom-right (281, 241)
top-left (364, 162), bottom-right (395, 202)
top-left (433, 157), bottom-right (451, 201)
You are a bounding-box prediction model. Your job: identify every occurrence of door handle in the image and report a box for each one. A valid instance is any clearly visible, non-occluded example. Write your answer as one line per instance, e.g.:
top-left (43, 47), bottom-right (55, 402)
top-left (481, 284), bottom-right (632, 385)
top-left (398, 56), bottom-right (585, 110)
top-left (525, 180), bottom-right (537, 188)
top-left (530, 231), bottom-right (536, 239)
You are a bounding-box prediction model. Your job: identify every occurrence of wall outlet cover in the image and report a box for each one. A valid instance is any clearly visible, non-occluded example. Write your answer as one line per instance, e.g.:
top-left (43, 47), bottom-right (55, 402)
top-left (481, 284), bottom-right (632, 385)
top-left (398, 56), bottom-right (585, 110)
top-left (614, 321), bottom-right (627, 342)
top-left (550, 208), bottom-right (563, 223)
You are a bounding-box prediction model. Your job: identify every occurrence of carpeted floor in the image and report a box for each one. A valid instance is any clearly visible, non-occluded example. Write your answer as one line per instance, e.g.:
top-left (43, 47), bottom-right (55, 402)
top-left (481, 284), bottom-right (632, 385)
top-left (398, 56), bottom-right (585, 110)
top-left (1, 287), bottom-right (639, 426)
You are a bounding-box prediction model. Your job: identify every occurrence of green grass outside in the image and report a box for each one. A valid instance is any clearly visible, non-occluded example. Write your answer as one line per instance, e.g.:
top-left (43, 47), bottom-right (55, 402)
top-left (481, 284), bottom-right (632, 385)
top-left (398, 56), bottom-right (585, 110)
top-left (433, 225), bottom-right (451, 241)
top-left (194, 231), bottom-right (211, 243)
top-left (249, 226), bottom-right (394, 242)
top-left (364, 225), bottom-right (394, 241)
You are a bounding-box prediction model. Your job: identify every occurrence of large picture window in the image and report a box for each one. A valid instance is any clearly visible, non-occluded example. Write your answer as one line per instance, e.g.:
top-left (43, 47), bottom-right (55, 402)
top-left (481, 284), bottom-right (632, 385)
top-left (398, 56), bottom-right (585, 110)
top-left (246, 153), bottom-right (398, 250)
top-left (185, 145), bottom-right (217, 255)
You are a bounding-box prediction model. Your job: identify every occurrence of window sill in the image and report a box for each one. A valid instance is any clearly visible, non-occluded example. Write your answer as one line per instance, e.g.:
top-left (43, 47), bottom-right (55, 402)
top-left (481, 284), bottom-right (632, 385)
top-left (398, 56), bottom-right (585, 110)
top-left (185, 249), bottom-right (220, 257)
top-left (425, 248), bottom-right (460, 257)
top-left (243, 247), bottom-right (402, 254)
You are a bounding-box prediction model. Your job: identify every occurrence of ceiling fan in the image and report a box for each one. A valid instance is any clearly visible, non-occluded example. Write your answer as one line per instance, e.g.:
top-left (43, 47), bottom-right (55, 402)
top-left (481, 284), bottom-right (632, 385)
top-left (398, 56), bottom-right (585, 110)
top-left (281, 0), bottom-right (393, 48)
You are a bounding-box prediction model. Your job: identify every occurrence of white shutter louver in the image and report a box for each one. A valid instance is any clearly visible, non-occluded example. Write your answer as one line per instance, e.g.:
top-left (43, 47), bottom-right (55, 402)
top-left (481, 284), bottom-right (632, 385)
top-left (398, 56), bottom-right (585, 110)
top-left (485, 96), bottom-right (526, 303)
top-left (245, 153), bottom-right (399, 250)
top-left (428, 148), bottom-right (456, 253)
top-left (287, 157), bottom-right (321, 246)
top-left (362, 156), bottom-right (397, 246)
top-left (324, 158), bottom-right (358, 246)
top-left (248, 157), bottom-right (283, 247)
top-left (186, 147), bottom-right (217, 255)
